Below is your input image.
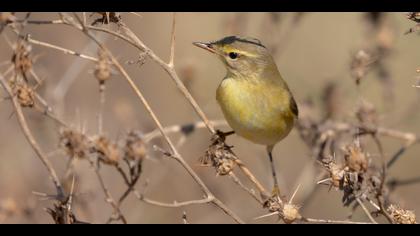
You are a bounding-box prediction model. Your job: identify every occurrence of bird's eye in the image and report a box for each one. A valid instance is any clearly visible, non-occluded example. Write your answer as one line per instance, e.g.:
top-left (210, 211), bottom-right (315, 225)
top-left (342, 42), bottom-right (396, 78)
top-left (228, 52), bottom-right (238, 60)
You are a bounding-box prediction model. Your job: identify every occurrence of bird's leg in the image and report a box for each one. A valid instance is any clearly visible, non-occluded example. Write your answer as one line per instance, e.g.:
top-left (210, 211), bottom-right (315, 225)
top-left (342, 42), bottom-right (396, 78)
top-left (267, 145), bottom-right (280, 197)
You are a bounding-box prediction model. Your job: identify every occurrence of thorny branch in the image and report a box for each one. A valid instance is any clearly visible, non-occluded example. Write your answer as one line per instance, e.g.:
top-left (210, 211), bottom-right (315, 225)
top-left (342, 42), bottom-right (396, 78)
top-left (0, 73), bottom-right (65, 201)
top-left (1, 12), bottom-right (419, 224)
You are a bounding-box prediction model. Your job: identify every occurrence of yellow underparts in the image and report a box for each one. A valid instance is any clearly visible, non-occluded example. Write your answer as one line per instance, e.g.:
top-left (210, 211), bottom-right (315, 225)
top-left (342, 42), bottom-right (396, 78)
top-left (216, 76), bottom-right (295, 146)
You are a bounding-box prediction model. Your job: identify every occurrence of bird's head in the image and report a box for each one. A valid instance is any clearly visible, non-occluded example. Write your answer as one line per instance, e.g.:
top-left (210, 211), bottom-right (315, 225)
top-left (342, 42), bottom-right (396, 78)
top-left (193, 36), bottom-right (274, 77)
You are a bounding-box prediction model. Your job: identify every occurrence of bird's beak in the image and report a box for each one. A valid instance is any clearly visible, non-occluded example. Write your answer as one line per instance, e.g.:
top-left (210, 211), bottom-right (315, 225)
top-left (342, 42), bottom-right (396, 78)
top-left (193, 42), bottom-right (216, 54)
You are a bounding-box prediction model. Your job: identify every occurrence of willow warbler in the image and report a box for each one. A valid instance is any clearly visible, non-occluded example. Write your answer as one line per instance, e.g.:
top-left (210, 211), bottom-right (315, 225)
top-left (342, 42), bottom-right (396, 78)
top-left (193, 36), bottom-right (298, 194)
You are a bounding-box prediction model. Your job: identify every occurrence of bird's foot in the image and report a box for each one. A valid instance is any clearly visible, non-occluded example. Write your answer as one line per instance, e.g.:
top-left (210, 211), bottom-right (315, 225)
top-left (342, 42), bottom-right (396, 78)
top-left (271, 184), bottom-right (281, 197)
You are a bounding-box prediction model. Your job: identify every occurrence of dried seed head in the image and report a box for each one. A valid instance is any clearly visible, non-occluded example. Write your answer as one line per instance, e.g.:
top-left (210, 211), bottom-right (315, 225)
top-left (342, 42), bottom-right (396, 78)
top-left (264, 196), bottom-right (283, 212)
top-left (406, 12), bottom-right (420, 23)
top-left (202, 132), bottom-right (236, 175)
top-left (0, 12), bottom-right (16, 24)
top-left (388, 205), bottom-right (417, 224)
top-left (124, 131), bottom-right (147, 161)
top-left (91, 12), bottom-right (122, 25)
top-left (12, 83), bottom-right (35, 108)
top-left (59, 129), bottom-right (90, 159)
top-left (344, 143), bottom-right (368, 173)
top-left (350, 50), bottom-right (375, 85)
top-left (93, 136), bottom-right (121, 166)
top-left (322, 158), bottom-right (345, 188)
top-left (282, 203), bottom-right (301, 224)
top-left (94, 50), bottom-right (111, 87)
top-left (356, 100), bottom-right (377, 125)
top-left (46, 202), bottom-right (77, 224)
top-left (216, 159), bottom-right (235, 176)
top-left (12, 40), bottom-right (33, 76)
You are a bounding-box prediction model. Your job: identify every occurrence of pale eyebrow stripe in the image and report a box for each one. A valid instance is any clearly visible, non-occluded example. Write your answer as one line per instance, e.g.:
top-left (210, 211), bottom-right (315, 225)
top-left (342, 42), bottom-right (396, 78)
top-left (228, 49), bottom-right (259, 58)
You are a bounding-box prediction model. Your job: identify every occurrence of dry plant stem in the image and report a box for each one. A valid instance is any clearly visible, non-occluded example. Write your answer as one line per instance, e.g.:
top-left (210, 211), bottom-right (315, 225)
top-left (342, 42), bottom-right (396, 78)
top-left (116, 18), bottom-right (216, 134)
top-left (38, 16), bottom-right (216, 134)
top-left (152, 145), bottom-right (244, 223)
top-left (92, 163), bottom-right (127, 224)
top-left (389, 176), bottom-right (420, 187)
top-left (134, 191), bottom-right (213, 208)
top-left (25, 36), bottom-right (98, 62)
top-left (144, 120), bottom-right (227, 142)
top-left (229, 172), bottom-right (263, 204)
top-left (67, 14), bottom-right (243, 224)
top-left (0, 73), bottom-right (64, 200)
top-left (169, 13), bottom-right (176, 67)
top-left (371, 134), bottom-right (394, 224)
top-left (356, 197), bottom-right (378, 224)
top-left (302, 217), bottom-right (373, 224)
top-left (235, 159), bottom-right (270, 198)
top-left (33, 104), bottom-right (68, 128)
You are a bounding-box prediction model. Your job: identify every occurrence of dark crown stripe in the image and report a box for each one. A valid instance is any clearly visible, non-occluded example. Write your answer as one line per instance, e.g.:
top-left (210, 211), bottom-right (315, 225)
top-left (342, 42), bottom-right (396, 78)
top-left (213, 36), bottom-right (266, 48)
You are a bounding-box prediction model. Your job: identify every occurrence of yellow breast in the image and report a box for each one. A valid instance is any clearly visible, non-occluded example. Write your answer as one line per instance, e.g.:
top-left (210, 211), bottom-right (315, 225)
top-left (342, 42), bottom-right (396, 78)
top-left (216, 77), bottom-right (295, 146)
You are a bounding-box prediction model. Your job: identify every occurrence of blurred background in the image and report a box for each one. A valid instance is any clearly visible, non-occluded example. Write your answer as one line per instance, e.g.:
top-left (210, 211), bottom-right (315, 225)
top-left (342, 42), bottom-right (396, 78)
top-left (0, 12), bottom-right (419, 223)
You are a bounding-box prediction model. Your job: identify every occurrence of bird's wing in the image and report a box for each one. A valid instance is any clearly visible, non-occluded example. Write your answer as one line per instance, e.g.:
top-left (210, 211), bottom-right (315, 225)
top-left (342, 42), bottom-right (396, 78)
top-left (290, 96), bottom-right (299, 118)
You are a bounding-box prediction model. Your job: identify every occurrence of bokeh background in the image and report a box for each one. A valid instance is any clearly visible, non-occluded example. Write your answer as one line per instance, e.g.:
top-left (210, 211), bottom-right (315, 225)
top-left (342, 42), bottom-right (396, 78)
top-left (0, 12), bottom-right (419, 223)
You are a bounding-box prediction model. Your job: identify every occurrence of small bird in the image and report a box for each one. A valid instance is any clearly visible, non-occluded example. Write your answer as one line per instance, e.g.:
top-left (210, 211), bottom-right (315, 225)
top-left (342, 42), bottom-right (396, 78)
top-left (193, 36), bottom-right (298, 195)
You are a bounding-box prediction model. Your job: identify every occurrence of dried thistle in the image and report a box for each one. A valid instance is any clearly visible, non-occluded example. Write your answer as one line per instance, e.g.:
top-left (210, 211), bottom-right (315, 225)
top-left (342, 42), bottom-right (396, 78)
top-left (201, 131), bottom-right (236, 175)
top-left (94, 50), bottom-right (112, 88)
top-left (344, 143), bottom-right (368, 173)
top-left (91, 12), bottom-right (122, 26)
top-left (46, 202), bottom-right (77, 224)
top-left (356, 100), bottom-right (378, 125)
top-left (93, 136), bottom-right (121, 166)
top-left (350, 50), bottom-right (375, 85)
top-left (321, 156), bottom-right (346, 188)
top-left (124, 131), bottom-right (147, 162)
top-left (263, 195), bottom-right (283, 212)
top-left (11, 40), bottom-right (33, 80)
top-left (406, 12), bottom-right (420, 23)
top-left (387, 205), bottom-right (417, 224)
top-left (11, 83), bottom-right (35, 108)
top-left (59, 129), bottom-right (90, 159)
top-left (405, 12), bottom-right (420, 35)
top-left (281, 203), bottom-right (301, 224)
top-left (0, 12), bottom-right (16, 24)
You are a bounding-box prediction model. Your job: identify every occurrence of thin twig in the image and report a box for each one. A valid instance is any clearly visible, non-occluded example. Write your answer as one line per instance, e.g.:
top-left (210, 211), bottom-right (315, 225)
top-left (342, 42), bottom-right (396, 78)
top-left (24, 34), bottom-right (98, 62)
top-left (302, 217), bottom-right (373, 224)
top-left (134, 190), bottom-right (213, 208)
top-left (234, 159), bottom-right (270, 199)
top-left (356, 197), bottom-right (378, 224)
top-left (169, 13), bottom-right (176, 68)
top-left (0, 73), bottom-right (64, 200)
top-left (92, 162), bottom-right (127, 224)
top-left (228, 172), bottom-right (263, 204)
top-left (144, 120), bottom-right (227, 142)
